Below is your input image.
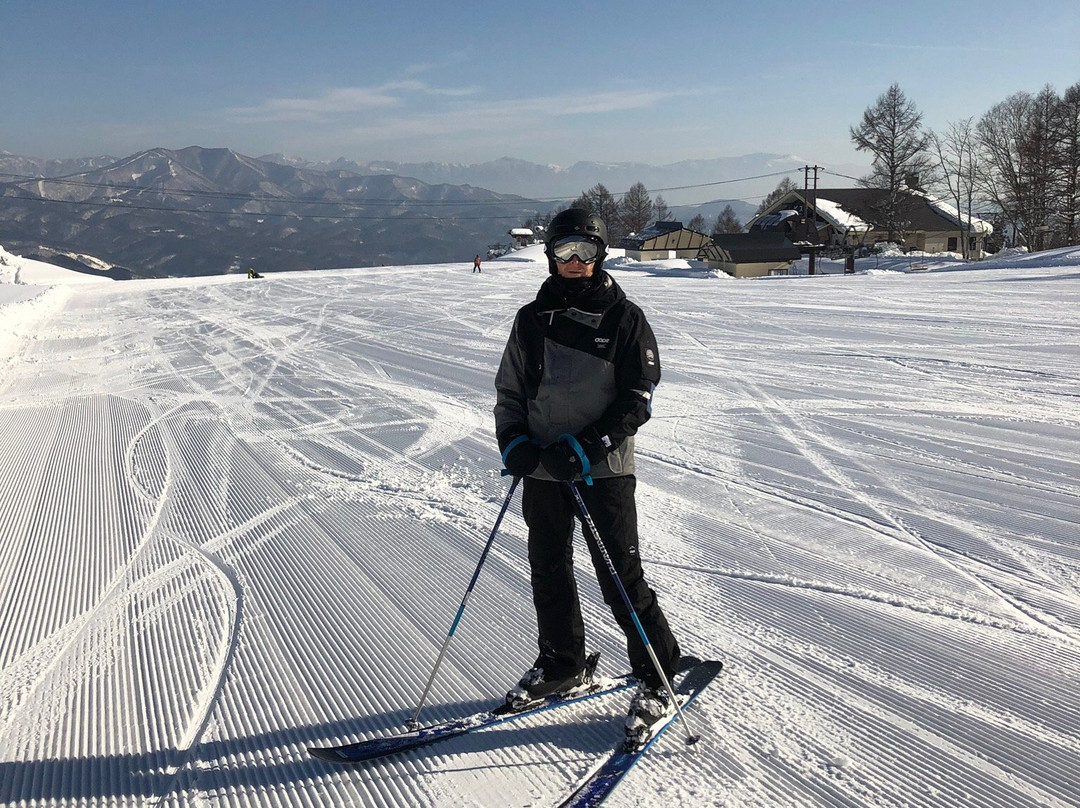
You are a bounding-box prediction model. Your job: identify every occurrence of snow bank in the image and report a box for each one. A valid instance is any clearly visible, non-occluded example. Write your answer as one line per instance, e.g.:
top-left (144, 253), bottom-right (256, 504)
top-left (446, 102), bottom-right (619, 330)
top-left (0, 244), bottom-right (114, 285)
top-left (0, 285), bottom-right (70, 363)
top-left (979, 244), bottom-right (1080, 268)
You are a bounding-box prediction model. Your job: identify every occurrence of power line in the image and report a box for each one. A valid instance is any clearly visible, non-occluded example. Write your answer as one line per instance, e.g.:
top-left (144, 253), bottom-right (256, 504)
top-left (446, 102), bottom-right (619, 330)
top-left (0, 167), bottom-right (805, 211)
top-left (0, 172), bottom-right (534, 208)
top-left (821, 168), bottom-right (864, 183)
top-left (636, 170), bottom-right (798, 195)
top-left (0, 195), bottom-right (530, 221)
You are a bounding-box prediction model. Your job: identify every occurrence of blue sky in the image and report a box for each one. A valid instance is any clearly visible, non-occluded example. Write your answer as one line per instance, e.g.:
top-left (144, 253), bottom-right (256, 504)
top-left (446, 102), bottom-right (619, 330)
top-left (2, 0), bottom-right (1078, 171)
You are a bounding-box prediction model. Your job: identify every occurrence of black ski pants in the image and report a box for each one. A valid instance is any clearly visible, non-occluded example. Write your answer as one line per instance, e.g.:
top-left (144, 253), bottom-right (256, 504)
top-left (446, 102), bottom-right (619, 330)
top-left (521, 475), bottom-right (679, 689)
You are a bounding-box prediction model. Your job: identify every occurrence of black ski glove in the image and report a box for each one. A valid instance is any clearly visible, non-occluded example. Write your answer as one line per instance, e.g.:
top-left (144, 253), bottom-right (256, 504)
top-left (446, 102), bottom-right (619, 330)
top-left (573, 425), bottom-right (611, 466)
top-left (501, 435), bottom-right (541, 477)
top-left (539, 440), bottom-right (582, 481)
top-left (540, 427), bottom-right (612, 482)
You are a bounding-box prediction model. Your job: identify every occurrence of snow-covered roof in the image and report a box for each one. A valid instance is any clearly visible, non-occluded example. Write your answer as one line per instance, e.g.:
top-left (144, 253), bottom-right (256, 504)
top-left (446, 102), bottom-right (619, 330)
top-left (917, 193), bottom-right (994, 235)
top-left (811, 198), bottom-right (873, 233)
top-left (756, 188), bottom-right (994, 236)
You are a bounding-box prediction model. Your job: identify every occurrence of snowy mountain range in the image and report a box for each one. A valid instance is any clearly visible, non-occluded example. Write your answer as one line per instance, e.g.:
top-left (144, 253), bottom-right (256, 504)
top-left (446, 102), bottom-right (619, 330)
top-left (255, 152), bottom-right (851, 206)
top-left (0, 147), bottom-right (543, 277)
top-left (0, 147), bottom-right (836, 276)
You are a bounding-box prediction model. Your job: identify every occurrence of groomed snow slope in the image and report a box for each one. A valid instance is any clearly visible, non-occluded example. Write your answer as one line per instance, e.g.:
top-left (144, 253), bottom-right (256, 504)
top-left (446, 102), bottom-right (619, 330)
top-left (1, 249), bottom-right (1079, 807)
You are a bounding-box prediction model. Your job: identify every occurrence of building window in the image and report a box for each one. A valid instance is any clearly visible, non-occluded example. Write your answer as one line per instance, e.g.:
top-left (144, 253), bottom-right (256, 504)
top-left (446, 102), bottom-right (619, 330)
top-left (947, 237), bottom-right (958, 251)
top-left (969, 237), bottom-right (977, 251)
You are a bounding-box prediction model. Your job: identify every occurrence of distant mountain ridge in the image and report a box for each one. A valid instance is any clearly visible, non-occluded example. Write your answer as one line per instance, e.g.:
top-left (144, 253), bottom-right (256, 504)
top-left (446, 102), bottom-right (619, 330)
top-left (0, 150), bottom-right (120, 178)
top-left (0, 147), bottom-right (855, 276)
top-left (0, 146), bottom-right (545, 277)
top-left (255, 152), bottom-right (839, 205)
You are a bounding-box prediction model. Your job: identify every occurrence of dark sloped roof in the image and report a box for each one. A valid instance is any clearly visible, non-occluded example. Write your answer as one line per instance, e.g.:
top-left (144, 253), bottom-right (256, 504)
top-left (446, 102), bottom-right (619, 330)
top-left (618, 221), bottom-right (711, 250)
top-left (698, 232), bottom-right (801, 263)
top-left (770, 188), bottom-right (961, 232)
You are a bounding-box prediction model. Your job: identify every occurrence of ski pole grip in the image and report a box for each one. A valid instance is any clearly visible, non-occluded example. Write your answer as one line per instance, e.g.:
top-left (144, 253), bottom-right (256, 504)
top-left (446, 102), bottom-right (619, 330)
top-left (559, 433), bottom-right (593, 485)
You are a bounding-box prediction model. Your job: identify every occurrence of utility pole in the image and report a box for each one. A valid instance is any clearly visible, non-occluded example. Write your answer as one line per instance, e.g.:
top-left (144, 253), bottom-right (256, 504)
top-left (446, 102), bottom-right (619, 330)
top-left (803, 165), bottom-right (822, 275)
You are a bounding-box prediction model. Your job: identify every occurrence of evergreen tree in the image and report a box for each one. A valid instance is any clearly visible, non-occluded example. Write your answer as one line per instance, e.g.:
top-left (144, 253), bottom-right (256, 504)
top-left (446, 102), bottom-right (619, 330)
top-left (686, 214), bottom-right (707, 232)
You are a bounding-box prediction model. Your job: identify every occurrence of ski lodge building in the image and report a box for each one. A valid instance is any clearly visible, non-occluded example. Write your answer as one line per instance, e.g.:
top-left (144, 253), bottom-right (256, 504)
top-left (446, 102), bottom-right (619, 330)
top-left (747, 188), bottom-right (993, 257)
top-left (509, 228), bottom-right (537, 248)
top-left (696, 233), bottom-right (802, 278)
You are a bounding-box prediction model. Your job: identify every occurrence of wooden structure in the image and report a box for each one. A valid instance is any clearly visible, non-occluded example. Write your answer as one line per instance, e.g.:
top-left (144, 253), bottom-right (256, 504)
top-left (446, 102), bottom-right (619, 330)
top-left (618, 221), bottom-right (711, 260)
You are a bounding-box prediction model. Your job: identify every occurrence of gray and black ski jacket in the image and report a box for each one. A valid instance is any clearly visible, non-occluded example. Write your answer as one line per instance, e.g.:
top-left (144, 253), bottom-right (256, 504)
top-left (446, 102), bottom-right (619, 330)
top-left (494, 270), bottom-right (660, 481)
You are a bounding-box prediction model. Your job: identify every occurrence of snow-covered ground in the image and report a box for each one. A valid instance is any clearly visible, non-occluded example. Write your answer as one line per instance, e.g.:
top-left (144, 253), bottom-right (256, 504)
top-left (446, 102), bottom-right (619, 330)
top-left (0, 244), bottom-right (115, 287)
top-left (2, 244), bottom-right (1079, 808)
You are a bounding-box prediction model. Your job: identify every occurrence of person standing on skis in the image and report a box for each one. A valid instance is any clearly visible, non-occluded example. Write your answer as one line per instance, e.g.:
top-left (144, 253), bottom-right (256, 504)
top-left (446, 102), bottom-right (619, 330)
top-left (493, 207), bottom-right (681, 741)
top-left (473, 254), bottom-right (482, 273)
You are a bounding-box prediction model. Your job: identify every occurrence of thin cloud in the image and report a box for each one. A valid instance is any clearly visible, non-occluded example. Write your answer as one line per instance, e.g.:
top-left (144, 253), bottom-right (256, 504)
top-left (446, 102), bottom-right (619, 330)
top-left (346, 87), bottom-right (681, 142)
top-left (229, 81), bottom-right (480, 124)
top-left (227, 83), bottom-right (709, 160)
top-left (836, 39), bottom-right (1013, 54)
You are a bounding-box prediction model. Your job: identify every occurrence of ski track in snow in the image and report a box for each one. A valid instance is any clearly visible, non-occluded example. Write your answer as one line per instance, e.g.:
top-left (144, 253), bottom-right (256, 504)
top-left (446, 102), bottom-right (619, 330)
top-left (1, 255), bottom-right (1079, 807)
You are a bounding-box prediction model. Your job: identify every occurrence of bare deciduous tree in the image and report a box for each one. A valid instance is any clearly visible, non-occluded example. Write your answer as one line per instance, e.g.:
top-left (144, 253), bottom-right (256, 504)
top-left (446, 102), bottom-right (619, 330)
top-left (652, 195), bottom-right (672, 222)
top-left (572, 183), bottom-right (623, 238)
top-left (755, 177), bottom-right (799, 216)
top-left (1057, 81), bottom-right (1080, 245)
top-left (620, 182), bottom-right (653, 236)
top-left (712, 205), bottom-right (743, 235)
top-left (850, 83), bottom-right (936, 245)
top-left (977, 87), bottom-right (1061, 250)
top-left (932, 117), bottom-right (980, 258)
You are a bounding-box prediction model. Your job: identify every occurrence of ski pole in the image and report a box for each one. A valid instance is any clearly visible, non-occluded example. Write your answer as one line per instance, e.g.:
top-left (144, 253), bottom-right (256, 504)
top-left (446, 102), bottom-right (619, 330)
top-left (407, 475), bottom-right (521, 729)
top-left (565, 481), bottom-right (699, 746)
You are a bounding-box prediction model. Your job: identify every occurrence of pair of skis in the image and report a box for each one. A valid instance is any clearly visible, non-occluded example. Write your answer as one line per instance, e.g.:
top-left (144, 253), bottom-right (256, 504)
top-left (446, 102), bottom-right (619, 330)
top-left (309, 657), bottom-right (722, 807)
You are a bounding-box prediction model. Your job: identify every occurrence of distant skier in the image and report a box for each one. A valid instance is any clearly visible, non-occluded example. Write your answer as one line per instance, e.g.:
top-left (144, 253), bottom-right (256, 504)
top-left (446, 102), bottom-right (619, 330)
top-left (473, 254), bottom-right (482, 273)
top-left (494, 208), bottom-right (682, 746)
top-left (247, 267), bottom-right (263, 279)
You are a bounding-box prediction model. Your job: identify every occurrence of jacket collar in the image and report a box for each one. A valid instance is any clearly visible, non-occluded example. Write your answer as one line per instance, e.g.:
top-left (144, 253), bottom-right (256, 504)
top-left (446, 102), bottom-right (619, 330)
top-left (535, 269), bottom-right (622, 315)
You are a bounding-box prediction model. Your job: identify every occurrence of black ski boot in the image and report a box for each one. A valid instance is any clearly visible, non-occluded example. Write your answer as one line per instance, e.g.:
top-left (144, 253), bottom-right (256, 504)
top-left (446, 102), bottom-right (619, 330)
top-left (502, 652), bottom-right (600, 712)
top-left (624, 683), bottom-right (675, 751)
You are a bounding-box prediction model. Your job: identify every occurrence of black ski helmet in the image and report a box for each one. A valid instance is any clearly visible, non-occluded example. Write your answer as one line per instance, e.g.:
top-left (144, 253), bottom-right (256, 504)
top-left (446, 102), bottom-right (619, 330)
top-left (545, 208), bottom-right (608, 274)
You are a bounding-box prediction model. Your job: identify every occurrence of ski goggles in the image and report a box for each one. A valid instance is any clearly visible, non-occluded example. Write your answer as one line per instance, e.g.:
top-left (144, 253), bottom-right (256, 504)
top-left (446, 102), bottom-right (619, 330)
top-left (549, 236), bottom-right (603, 264)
